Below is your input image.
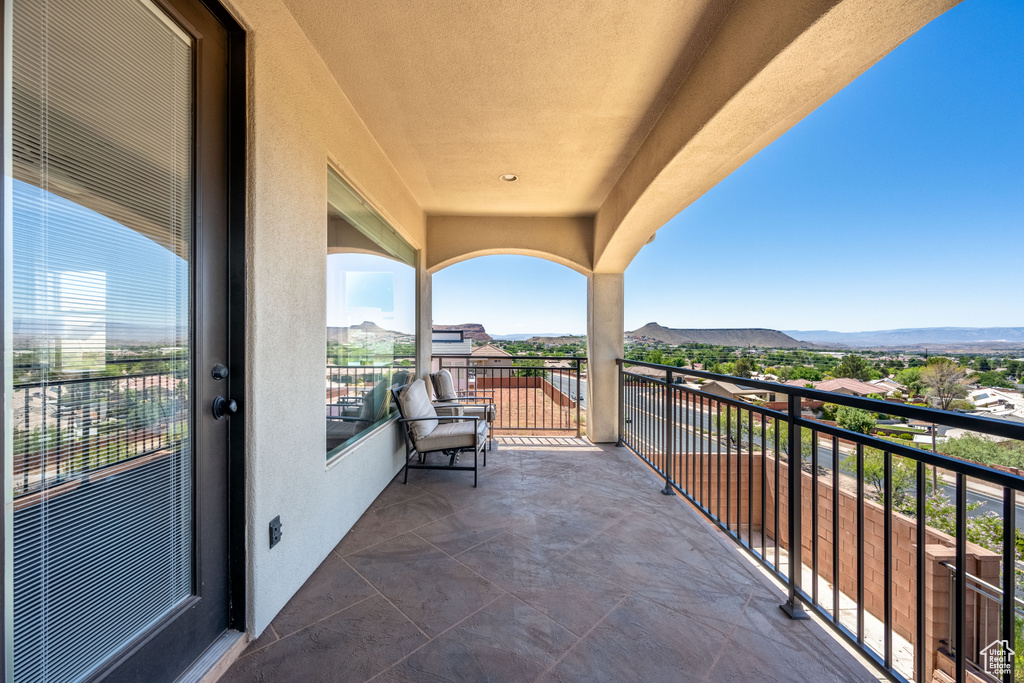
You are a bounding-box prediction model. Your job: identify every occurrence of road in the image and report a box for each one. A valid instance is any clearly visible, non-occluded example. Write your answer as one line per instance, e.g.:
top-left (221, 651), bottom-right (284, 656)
top-left (550, 373), bottom-right (586, 408)
top-left (623, 386), bottom-right (1024, 530)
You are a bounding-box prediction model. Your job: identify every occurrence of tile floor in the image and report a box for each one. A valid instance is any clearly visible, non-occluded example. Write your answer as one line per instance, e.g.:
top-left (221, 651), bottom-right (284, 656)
top-left (221, 437), bottom-right (879, 682)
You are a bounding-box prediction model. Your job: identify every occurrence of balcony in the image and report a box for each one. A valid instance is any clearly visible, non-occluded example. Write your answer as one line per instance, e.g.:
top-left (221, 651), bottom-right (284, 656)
top-left (221, 436), bottom-right (875, 682)
top-left (5, 0), bottom-right (1007, 681)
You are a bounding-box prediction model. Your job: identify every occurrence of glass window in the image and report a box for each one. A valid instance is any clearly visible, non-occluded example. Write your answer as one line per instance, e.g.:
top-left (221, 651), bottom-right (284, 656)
top-left (9, 0), bottom-right (193, 679)
top-left (326, 169), bottom-right (416, 457)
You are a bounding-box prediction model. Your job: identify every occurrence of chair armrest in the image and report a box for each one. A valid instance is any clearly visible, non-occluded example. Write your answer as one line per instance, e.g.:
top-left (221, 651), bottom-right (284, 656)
top-left (458, 389), bottom-right (495, 395)
top-left (434, 397), bottom-right (487, 404)
top-left (399, 415), bottom-right (479, 423)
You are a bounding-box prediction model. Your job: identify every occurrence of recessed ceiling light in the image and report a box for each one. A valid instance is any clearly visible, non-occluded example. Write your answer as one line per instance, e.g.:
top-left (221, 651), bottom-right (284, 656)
top-left (499, 174), bottom-right (518, 182)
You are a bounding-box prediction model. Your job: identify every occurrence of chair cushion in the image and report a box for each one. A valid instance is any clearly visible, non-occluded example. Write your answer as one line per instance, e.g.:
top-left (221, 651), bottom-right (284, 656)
top-left (357, 378), bottom-right (390, 422)
top-left (399, 379), bottom-right (438, 439)
top-left (431, 369), bottom-right (458, 401)
top-left (415, 419), bottom-right (487, 452)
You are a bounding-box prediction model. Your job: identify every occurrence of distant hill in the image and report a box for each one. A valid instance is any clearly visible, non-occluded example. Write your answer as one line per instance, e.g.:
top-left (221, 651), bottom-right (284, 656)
top-left (433, 323), bottom-right (492, 341)
top-left (328, 321), bottom-right (410, 343)
top-left (786, 327), bottom-right (1024, 348)
top-left (527, 335), bottom-right (587, 346)
top-left (627, 323), bottom-right (805, 348)
top-left (491, 332), bottom-right (572, 341)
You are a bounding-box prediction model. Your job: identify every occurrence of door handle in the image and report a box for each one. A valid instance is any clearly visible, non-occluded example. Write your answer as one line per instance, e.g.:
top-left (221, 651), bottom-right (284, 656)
top-left (212, 396), bottom-right (238, 420)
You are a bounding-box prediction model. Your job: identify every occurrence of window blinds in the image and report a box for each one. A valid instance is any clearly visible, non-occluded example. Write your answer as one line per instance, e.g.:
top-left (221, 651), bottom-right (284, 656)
top-left (10, 0), bottom-right (194, 681)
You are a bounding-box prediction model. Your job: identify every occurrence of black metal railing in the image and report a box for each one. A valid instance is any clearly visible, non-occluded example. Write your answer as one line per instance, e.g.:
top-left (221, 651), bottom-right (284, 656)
top-left (941, 561), bottom-right (1024, 676)
top-left (11, 357), bottom-right (189, 499)
top-left (434, 355), bottom-right (585, 436)
top-left (617, 358), bottom-right (1024, 683)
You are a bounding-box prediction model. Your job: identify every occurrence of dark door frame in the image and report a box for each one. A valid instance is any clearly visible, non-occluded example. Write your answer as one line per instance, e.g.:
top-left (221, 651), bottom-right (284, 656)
top-left (0, 0), bottom-right (247, 679)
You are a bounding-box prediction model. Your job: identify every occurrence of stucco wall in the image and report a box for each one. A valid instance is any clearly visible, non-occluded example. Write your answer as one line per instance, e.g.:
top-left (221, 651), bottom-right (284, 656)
top-left (221, 0), bottom-right (426, 637)
top-left (586, 274), bottom-right (623, 443)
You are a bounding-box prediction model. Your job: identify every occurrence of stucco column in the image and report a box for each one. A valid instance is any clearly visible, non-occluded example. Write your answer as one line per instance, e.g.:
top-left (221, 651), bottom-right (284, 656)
top-left (415, 254), bottom-right (432, 381)
top-left (586, 273), bottom-right (624, 443)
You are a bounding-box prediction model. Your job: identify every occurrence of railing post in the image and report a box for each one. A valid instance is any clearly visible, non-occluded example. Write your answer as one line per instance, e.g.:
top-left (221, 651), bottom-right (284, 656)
top-left (575, 358), bottom-right (581, 439)
top-left (781, 392), bottom-right (808, 619)
top-left (663, 370), bottom-right (674, 495)
top-left (616, 360), bottom-right (624, 447)
top-left (1002, 487), bottom-right (1015, 683)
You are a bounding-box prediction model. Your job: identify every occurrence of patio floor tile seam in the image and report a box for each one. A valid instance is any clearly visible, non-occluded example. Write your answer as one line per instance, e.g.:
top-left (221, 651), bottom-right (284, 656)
top-left (697, 586), bottom-right (759, 683)
top-left (331, 502), bottom-right (473, 559)
top-left (340, 556), bottom-right (434, 642)
top-left (551, 546), bottom-right (751, 640)
top-left (238, 593), bottom-right (380, 660)
top-left (409, 529), bottom-right (525, 591)
top-left (416, 526), bottom-right (510, 560)
top-left (616, 445), bottom-right (791, 581)
top-left (364, 593), bottom-right (510, 683)
top-left (530, 592), bottom-right (632, 683)
top-left (368, 488), bottom-right (430, 512)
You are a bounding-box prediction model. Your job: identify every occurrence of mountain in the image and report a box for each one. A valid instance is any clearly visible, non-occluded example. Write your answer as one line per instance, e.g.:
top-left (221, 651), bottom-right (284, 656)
top-left (627, 324), bottom-right (805, 348)
top-left (527, 335), bottom-right (587, 346)
top-left (492, 332), bottom-right (573, 341)
top-left (433, 323), bottom-right (492, 341)
top-left (327, 321), bottom-right (409, 343)
top-left (785, 327), bottom-right (1024, 348)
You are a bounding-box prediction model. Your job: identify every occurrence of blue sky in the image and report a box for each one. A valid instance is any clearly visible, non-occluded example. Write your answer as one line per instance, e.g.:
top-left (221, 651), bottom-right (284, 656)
top-left (433, 0), bottom-right (1024, 336)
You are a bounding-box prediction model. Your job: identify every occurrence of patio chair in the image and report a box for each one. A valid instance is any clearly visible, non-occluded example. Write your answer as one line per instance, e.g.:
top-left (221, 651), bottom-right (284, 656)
top-left (392, 379), bottom-right (488, 486)
top-left (430, 369), bottom-right (496, 443)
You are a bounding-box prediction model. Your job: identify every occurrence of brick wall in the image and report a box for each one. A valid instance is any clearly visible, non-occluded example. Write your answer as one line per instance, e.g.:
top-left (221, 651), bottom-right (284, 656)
top-left (477, 376), bottom-right (576, 408)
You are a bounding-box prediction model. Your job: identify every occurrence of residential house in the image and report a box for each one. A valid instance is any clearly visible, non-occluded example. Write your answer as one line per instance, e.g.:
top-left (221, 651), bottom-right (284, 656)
top-left (469, 343), bottom-right (515, 368)
top-left (700, 380), bottom-right (785, 404)
top-left (870, 377), bottom-right (906, 395)
top-left (787, 377), bottom-right (882, 397)
top-left (431, 329), bottom-right (473, 356)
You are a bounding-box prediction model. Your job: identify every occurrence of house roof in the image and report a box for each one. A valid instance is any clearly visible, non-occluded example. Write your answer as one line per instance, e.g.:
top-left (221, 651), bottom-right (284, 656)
top-left (814, 378), bottom-right (881, 396)
top-left (783, 378), bottom-right (880, 396)
top-left (626, 365), bottom-right (667, 378)
top-left (870, 378), bottom-right (905, 391)
top-left (704, 380), bottom-right (769, 396)
top-left (471, 344), bottom-right (512, 357)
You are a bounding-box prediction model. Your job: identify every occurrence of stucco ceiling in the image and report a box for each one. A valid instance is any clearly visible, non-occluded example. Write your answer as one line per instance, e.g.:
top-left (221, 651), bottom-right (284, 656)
top-left (281, 0), bottom-right (733, 216)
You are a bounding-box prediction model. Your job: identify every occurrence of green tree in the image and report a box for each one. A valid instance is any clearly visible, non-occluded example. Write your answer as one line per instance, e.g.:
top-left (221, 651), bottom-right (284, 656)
top-left (765, 420), bottom-right (815, 462)
top-left (895, 366), bottom-right (924, 396)
top-left (841, 450), bottom-right (929, 510)
top-left (920, 358), bottom-right (969, 410)
top-left (939, 434), bottom-right (1024, 470)
top-left (973, 371), bottom-right (1013, 389)
top-left (789, 365), bottom-right (823, 382)
top-left (835, 354), bottom-right (871, 380)
top-left (514, 358), bottom-right (548, 378)
top-left (733, 357), bottom-right (753, 379)
top-left (835, 406), bottom-right (875, 434)
top-left (645, 349), bottom-right (665, 365)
